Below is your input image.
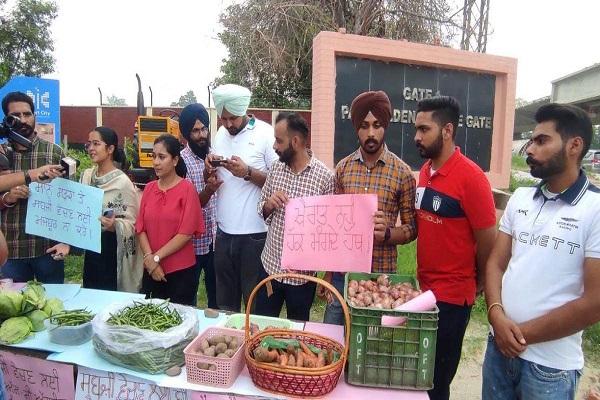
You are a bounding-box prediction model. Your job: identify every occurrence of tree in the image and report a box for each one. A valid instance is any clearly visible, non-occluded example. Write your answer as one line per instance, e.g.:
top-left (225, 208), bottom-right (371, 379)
top-left (106, 95), bottom-right (127, 106)
top-left (0, 0), bottom-right (58, 87)
top-left (215, 0), bottom-right (458, 108)
top-left (170, 90), bottom-right (197, 107)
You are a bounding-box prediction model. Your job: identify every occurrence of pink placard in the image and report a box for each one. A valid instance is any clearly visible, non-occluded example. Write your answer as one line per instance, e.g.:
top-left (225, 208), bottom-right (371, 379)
top-left (281, 194), bottom-right (377, 272)
top-left (191, 393), bottom-right (259, 400)
top-left (0, 349), bottom-right (75, 400)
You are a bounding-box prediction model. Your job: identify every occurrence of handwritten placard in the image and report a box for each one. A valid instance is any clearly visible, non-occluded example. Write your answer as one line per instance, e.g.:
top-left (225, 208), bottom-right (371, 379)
top-left (25, 177), bottom-right (103, 252)
top-left (76, 366), bottom-right (189, 400)
top-left (281, 194), bottom-right (377, 272)
top-left (0, 349), bottom-right (74, 400)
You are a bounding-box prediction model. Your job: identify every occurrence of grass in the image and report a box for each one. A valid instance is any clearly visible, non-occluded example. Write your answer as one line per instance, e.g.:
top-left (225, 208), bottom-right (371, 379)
top-left (511, 153), bottom-right (529, 172)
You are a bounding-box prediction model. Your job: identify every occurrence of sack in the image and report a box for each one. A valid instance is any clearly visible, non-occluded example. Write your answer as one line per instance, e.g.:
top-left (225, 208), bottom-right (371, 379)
top-left (91, 299), bottom-right (199, 374)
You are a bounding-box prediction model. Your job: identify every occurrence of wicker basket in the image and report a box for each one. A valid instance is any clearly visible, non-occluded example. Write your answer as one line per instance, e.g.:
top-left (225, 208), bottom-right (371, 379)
top-left (244, 273), bottom-right (350, 397)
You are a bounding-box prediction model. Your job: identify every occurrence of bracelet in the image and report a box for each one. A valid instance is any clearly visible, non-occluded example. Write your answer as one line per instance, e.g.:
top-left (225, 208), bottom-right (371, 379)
top-left (1, 192), bottom-right (15, 208)
top-left (487, 302), bottom-right (504, 317)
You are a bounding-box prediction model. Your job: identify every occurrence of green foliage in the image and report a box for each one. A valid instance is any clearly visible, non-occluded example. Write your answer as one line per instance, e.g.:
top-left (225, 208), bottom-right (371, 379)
top-left (105, 95), bottom-right (126, 106)
top-left (511, 154), bottom-right (528, 172)
top-left (509, 173), bottom-right (537, 193)
top-left (170, 90), bottom-right (197, 107)
top-left (0, 0), bottom-right (57, 87)
top-left (215, 0), bottom-right (454, 108)
top-left (65, 148), bottom-right (92, 181)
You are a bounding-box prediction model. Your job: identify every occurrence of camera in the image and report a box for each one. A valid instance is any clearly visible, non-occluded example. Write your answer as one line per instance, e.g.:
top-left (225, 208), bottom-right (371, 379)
top-left (0, 115), bottom-right (33, 150)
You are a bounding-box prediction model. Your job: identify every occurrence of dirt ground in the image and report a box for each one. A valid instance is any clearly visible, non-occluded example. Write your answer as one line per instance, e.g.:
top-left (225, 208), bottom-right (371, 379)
top-left (451, 319), bottom-right (600, 399)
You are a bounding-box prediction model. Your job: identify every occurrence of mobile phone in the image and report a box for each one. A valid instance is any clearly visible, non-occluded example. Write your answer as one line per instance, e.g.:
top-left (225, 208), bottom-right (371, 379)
top-left (210, 158), bottom-right (226, 167)
top-left (102, 208), bottom-right (114, 217)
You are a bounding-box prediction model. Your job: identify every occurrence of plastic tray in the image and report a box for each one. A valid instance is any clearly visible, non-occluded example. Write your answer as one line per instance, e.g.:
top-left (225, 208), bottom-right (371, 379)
top-left (45, 319), bottom-right (93, 345)
top-left (344, 272), bottom-right (438, 390)
top-left (184, 327), bottom-right (245, 387)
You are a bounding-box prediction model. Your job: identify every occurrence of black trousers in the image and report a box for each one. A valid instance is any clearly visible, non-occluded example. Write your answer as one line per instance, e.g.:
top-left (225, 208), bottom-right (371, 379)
top-left (141, 264), bottom-right (199, 306)
top-left (214, 229), bottom-right (266, 312)
top-left (192, 249), bottom-right (217, 309)
top-left (428, 301), bottom-right (472, 400)
top-left (254, 269), bottom-right (317, 321)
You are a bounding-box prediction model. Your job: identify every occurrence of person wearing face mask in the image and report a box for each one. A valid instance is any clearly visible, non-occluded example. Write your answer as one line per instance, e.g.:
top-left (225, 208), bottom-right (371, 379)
top-left (136, 134), bottom-right (204, 305)
top-left (179, 103), bottom-right (221, 308)
top-left (319, 90), bottom-right (417, 325)
top-left (205, 84), bottom-right (278, 312)
top-left (254, 112), bottom-right (334, 321)
top-left (414, 96), bottom-right (497, 400)
top-left (0, 91), bottom-right (66, 283)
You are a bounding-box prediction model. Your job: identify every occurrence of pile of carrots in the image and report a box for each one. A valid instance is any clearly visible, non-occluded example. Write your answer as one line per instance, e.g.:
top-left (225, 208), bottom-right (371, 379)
top-left (252, 336), bottom-right (339, 368)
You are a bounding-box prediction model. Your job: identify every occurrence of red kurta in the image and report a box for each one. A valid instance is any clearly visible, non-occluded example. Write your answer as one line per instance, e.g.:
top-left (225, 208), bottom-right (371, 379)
top-left (136, 179), bottom-right (204, 274)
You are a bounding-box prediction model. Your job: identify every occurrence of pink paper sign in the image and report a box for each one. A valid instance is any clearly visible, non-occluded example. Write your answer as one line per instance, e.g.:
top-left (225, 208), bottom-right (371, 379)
top-left (281, 194), bottom-right (377, 272)
top-left (0, 349), bottom-right (75, 400)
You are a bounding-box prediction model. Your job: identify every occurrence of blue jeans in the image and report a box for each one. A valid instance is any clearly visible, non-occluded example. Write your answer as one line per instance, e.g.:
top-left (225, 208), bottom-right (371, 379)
top-left (482, 333), bottom-right (581, 400)
top-left (1, 254), bottom-right (64, 283)
top-left (323, 272), bottom-right (345, 325)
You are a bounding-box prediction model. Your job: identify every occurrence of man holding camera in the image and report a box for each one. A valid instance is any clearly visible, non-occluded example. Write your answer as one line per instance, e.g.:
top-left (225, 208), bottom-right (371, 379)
top-left (0, 91), bottom-right (66, 282)
top-left (205, 84), bottom-right (278, 312)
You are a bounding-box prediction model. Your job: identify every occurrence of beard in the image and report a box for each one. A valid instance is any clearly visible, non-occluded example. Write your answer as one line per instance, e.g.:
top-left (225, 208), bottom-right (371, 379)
top-left (360, 137), bottom-right (383, 154)
top-left (188, 137), bottom-right (210, 159)
top-left (276, 144), bottom-right (295, 165)
top-left (526, 146), bottom-right (567, 179)
top-left (416, 130), bottom-right (443, 159)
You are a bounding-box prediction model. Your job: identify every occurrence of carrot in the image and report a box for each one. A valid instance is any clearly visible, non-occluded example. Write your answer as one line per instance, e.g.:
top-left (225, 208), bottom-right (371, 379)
top-left (300, 341), bottom-right (318, 359)
top-left (288, 354), bottom-right (296, 367)
top-left (317, 351), bottom-right (326, 368)
top-left (327, 348), bottom-right (334, 365)
top-left (279, 351), bottom-right (288, 367)
top-left (296, 352), bottom-right (304, 367)
top-left (303, 356), bottom-right (317, 368)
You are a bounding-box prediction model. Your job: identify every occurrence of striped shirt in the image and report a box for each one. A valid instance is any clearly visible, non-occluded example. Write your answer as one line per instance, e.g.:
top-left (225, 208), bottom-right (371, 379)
top-left (335, 146), bottom-right (416, 273)
top-left (1, 136), bottom-right (65, 259)
top-left (258, 151), bottom-right (335, 285)
top-left (181, 145), bottom-right (216, 255)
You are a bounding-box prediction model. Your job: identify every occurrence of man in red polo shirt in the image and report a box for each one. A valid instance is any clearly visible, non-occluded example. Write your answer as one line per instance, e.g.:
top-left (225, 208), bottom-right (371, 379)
top-left (414, 96), bottom-right (496, 400)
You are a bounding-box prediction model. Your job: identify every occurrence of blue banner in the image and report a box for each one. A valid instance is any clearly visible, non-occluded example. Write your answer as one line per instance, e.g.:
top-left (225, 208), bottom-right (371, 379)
top-left (0, 76), bottom-right (60, 144)
top-left (25, 178), bottom-right (103, 253)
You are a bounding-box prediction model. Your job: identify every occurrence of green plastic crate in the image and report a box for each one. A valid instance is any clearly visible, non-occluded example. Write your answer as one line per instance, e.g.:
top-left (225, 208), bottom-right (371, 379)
top-left (344, 272), bottom-right (438, 390)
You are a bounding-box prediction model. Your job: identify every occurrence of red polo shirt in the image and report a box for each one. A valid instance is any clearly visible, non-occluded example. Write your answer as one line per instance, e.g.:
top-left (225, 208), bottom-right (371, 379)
top-left (416, 148), bottom-right (495, 306)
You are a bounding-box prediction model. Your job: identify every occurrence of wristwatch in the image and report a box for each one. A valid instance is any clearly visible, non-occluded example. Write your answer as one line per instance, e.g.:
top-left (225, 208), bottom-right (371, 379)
top-left (384, 227), bottom-right (391, 242)
top-left (153, 254), bottom-right (160, 263)
top-left (23, 170), bottom-right (31, 185)
top-left (243, 166), bottom-right (252, 181)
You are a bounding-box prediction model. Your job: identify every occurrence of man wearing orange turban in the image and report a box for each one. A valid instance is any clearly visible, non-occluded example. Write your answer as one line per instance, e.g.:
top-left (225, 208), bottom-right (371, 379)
top-left (318, 90), bottom-right (417, 325)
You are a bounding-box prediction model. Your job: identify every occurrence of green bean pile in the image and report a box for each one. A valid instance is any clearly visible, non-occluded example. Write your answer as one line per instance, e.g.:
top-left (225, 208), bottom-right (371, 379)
top-left (49, 309), bottom-right (94, 326)
top-left (106, 300), bottom-right (182, 332)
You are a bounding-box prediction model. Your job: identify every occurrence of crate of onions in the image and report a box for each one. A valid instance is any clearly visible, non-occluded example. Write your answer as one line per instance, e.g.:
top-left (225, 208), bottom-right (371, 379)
top-left (344, 272), bottom-right (438, 391)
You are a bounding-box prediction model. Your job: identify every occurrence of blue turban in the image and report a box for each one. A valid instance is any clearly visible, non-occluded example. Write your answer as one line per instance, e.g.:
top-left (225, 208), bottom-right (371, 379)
top-left (179, 103), bottom-right (209, 141)
top-left (212, 84), bottom-right (252, 117)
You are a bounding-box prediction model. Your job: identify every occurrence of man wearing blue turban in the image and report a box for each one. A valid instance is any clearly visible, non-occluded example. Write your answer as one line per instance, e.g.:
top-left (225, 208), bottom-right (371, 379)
top-left (179, 103), bottom-right (221, 309)
top-left (206, 84), bottom-right (278, 312)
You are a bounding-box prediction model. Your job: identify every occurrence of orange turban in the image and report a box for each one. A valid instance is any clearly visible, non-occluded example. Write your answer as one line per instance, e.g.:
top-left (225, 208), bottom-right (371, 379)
top-left (350, 91), bottom-right (392, 131)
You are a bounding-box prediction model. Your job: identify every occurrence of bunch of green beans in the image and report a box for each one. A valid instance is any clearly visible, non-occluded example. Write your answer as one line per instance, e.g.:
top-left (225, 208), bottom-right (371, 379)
top-left (106, 300), bottom-right (182, 332)
top-left (49, 309), bottom-right (95, 326)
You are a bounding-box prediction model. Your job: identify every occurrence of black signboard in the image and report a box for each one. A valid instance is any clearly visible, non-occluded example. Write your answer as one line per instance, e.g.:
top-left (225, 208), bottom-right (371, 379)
top-left (334, 56), bottom-right (496, 171)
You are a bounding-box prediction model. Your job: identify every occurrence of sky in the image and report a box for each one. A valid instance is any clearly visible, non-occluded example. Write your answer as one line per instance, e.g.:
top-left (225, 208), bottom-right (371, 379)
top-left (43, 0), bottom-right (599, 107)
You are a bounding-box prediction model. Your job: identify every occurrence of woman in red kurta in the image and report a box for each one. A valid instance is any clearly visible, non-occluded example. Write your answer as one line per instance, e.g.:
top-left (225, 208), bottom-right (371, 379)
top-left (135, 134), bottom-right (204, 305)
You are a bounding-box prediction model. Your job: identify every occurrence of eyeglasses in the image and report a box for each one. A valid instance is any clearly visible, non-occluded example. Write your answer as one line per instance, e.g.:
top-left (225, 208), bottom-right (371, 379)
top-left (84, 140), bottom-right (106, 150)
top-left (191, 126), bottom-right (209, 135)
top-left (9, 111), bottom-right (33, 118)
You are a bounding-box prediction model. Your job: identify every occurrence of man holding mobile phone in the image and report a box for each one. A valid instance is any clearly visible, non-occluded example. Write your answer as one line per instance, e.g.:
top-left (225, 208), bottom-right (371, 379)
top-left (205, 84), bottom-right (278, 312)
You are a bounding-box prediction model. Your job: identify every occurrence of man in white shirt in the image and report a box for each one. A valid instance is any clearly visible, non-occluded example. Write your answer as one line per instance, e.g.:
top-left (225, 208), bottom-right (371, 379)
top-left (483, 103), bottom-right (600, 400)
top-left (205, 84), bottom-right (278, 312)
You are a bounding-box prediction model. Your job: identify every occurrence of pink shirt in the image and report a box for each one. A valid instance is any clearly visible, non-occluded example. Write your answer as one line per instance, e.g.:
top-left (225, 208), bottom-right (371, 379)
top-left (136, 179), bottom-right (204, 274)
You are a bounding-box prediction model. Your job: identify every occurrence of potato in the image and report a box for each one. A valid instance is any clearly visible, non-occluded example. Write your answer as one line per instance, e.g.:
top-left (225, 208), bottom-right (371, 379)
top-left (217, 352), bottom-right (229, 358)
top-left (208, 335), bottom-right (226, 346)
top-left (224, 349), bottom-right (236, 358)
top-left (197, 362), bottom-right (210, 370)
top-left (224, 335), bottom-right (233, 345)
top-left (215, 342), bottom-right (228, 354)
top-left (204, 346), bottom-right (216, 357)
top-left (229, 338), bottom-right (239, 350)
top-left (209, 364), bottom-right (217, 371)
top-left (199, 338), bottom-right (210, 351)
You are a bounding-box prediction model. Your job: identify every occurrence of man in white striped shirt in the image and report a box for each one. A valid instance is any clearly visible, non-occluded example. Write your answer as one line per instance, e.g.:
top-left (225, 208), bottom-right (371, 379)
top-left (255, 112), bottom-right (335, 321)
